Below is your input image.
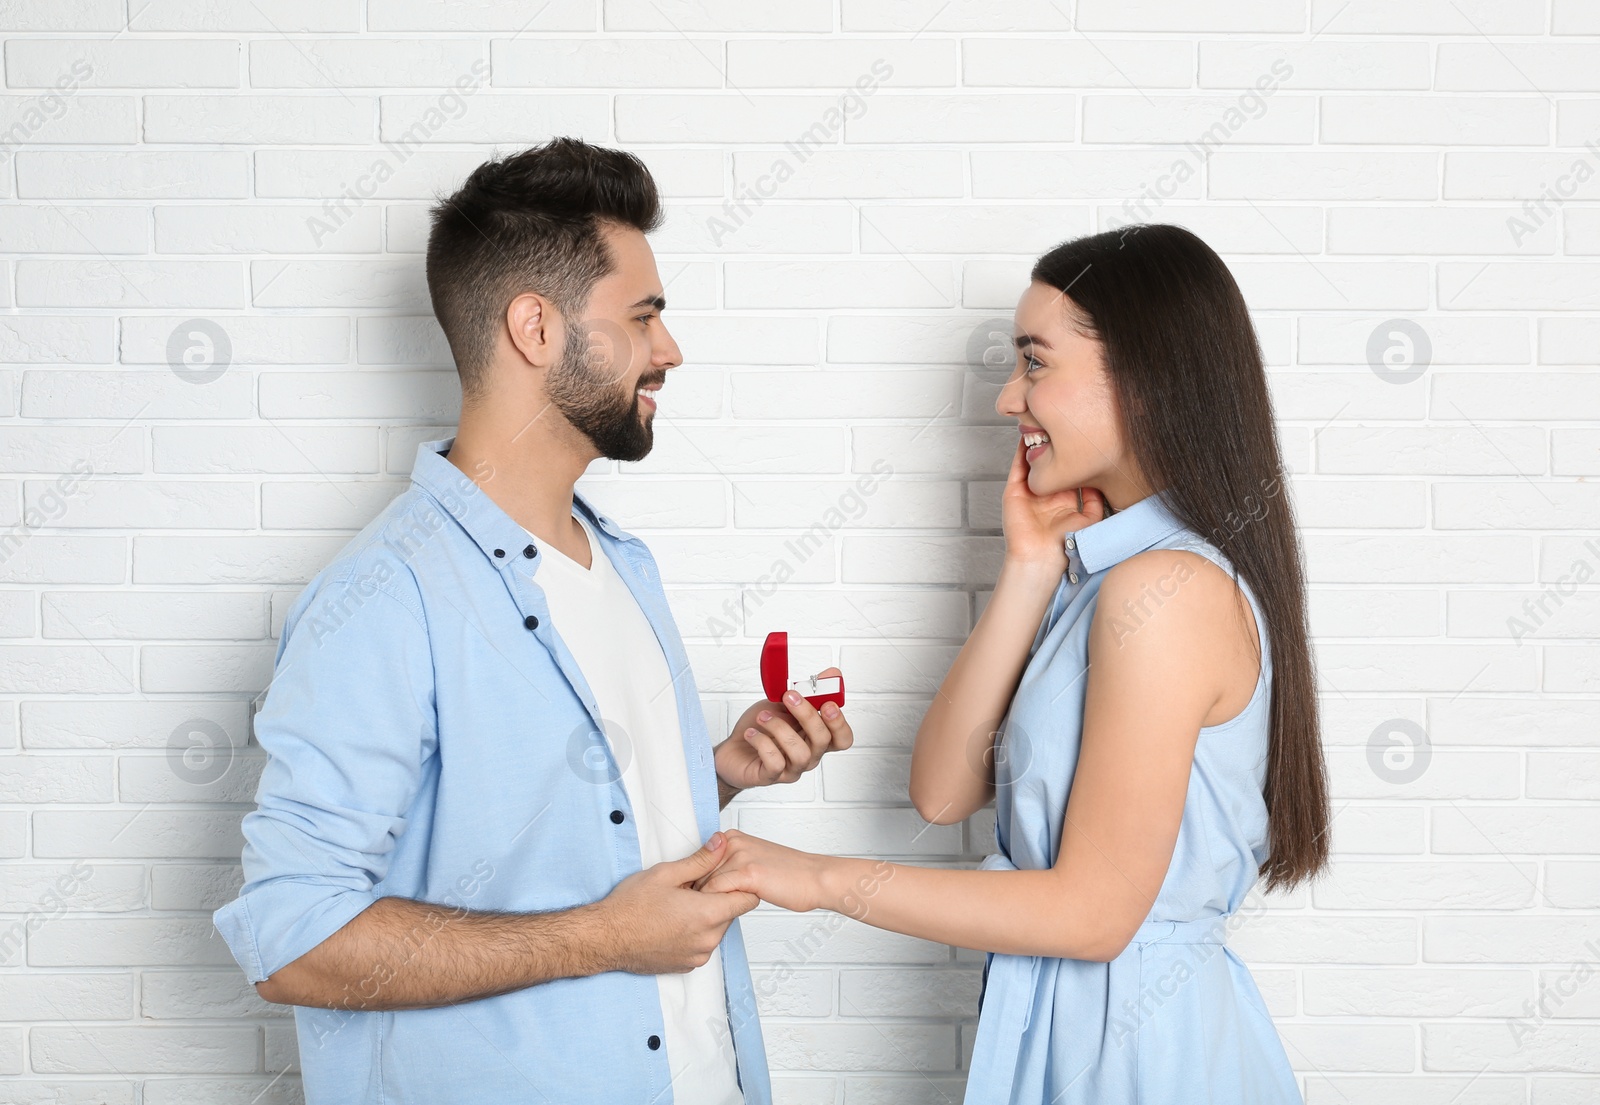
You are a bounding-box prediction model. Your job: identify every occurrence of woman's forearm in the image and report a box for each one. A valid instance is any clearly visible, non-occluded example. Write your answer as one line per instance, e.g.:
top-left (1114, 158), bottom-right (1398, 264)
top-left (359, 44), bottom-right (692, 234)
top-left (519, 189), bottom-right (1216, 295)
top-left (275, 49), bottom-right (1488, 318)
top-left (909, 557), bottom-right (1064, 824)
top-left (820, 856), bottom-right (1128, 962)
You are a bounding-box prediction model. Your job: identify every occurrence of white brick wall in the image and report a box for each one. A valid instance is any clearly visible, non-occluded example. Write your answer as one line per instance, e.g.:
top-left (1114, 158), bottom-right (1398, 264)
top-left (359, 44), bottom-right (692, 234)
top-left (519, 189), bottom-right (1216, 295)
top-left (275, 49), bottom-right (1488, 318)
top-left (0, 1), bottom-right (1597, 1102)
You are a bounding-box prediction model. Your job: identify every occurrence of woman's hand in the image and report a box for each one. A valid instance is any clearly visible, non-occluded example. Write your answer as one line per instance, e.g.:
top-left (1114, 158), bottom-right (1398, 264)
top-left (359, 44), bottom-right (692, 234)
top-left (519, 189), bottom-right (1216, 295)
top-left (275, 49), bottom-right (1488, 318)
top-left (1000, 437), bottom-right (1108, 571)
top-left (692, 829), bottom-right (833, 914)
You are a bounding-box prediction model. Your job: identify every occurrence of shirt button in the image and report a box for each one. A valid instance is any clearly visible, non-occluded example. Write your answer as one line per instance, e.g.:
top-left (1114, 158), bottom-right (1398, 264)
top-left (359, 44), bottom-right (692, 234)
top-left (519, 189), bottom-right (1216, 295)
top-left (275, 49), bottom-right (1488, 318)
top-left (609, 809), bottom-right (625, 824)
top-left (1065, 538), bottom-right (1076, 550)
top-left (493, 549), bottom-right (505, 558)
top-left (524, 615), bottom-right (539, 630)
top-left (646, 1035), bottom-right (661, 1051)
top-left (1068, 572), bottom-right (1079, 584)
top-left (523, 544), bottom-right (536, 559)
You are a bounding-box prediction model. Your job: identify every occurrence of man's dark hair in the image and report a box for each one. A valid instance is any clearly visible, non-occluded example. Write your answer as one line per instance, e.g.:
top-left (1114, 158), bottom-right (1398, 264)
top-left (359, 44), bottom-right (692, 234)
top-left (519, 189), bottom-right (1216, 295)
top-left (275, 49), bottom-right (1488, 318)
top-left (425, 137), bottom-right (663, 402)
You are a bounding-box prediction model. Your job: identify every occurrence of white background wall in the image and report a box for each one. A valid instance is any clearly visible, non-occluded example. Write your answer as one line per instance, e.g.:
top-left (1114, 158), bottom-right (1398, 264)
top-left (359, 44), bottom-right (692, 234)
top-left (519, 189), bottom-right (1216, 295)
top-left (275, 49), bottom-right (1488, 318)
top-left (1, 0), bottom-right (1598, 1102)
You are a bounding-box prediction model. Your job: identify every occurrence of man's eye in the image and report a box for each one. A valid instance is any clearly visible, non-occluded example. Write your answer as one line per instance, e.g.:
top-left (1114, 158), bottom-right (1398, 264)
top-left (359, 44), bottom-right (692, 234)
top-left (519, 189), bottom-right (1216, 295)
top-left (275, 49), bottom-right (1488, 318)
top-left (636, 313), bottom-right (656, 325)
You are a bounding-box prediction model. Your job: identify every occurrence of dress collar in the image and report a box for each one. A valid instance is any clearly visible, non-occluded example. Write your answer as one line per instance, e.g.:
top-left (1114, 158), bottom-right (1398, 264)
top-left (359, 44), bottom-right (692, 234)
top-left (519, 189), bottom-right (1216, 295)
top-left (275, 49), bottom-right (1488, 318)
top-left (408, 436), bottom-right (639, 570)
top-left (1073, 488), bottom-right (1188, 575)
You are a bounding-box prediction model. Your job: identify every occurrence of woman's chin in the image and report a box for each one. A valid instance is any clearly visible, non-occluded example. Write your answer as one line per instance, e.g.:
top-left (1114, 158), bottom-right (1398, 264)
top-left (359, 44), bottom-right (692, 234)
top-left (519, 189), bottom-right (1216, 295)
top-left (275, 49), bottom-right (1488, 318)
top-left (1026, 464), bottom-right (1071, 498)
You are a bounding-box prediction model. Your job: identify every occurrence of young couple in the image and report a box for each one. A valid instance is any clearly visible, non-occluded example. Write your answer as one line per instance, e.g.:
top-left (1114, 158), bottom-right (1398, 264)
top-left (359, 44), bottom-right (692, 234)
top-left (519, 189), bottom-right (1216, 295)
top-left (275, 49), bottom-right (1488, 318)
top-left (215, 136), bottom-right (1329, 1105)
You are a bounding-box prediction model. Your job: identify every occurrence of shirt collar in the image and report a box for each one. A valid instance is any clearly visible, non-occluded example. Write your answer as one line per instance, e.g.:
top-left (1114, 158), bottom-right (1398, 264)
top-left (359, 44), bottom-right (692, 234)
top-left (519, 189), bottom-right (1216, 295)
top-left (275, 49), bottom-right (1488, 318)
top-left (409, 436), bottom-right (639, 569)
top-left (1073, 487), bottom-right (1188, 575)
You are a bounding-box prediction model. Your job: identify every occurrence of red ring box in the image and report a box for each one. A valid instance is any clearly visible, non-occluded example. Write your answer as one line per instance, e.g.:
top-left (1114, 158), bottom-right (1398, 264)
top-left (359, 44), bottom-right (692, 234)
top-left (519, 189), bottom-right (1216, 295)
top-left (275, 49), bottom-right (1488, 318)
top-left (760, 631), bottom-right (845, 709)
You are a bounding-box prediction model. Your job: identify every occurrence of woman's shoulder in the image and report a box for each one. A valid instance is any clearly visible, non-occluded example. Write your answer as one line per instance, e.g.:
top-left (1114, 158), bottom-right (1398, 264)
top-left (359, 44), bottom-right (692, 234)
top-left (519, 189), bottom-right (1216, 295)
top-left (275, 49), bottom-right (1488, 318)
top-left (1089, 539), bottom-right (1263, 653)
top-left (1087, 541), bottom-right (1269, 728)
top-left (1122, 527), bottom-right (1261, 607)
top-left (1095, 537), bottom-right (1237, 602)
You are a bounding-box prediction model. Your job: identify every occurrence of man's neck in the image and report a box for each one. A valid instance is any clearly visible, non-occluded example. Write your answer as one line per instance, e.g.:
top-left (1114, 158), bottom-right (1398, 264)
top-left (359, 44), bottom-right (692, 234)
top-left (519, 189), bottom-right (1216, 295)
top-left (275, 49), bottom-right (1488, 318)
top-left (444, 403), bottom-right (597, 558)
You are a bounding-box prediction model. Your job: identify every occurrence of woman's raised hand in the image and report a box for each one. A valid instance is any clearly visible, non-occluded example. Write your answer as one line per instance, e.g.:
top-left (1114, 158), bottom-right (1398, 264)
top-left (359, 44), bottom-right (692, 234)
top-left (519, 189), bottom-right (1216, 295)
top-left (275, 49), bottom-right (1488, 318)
top-left (1001, 437), bottom-right (1108, 572)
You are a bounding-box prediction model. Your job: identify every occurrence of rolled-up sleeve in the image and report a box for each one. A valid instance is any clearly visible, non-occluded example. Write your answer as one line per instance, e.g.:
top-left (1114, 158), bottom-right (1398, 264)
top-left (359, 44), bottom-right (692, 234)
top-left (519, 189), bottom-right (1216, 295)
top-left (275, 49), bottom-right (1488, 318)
top-left (214, 562), bottom-right (437, 983)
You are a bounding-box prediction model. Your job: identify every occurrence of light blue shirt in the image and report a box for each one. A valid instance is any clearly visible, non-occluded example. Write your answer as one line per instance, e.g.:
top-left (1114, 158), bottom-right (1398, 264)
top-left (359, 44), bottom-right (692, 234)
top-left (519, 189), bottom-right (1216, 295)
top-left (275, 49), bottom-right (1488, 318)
top-left (214, 436), bottom-right (771, 1105)
top-left (965, 489), bottom-right (1301, 1103)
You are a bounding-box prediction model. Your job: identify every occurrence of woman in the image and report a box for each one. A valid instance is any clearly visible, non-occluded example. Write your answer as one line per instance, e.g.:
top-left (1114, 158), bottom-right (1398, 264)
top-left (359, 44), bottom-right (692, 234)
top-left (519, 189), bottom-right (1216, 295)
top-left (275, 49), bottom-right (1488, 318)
top-left (698, 223), bottom-right (1330, 1103)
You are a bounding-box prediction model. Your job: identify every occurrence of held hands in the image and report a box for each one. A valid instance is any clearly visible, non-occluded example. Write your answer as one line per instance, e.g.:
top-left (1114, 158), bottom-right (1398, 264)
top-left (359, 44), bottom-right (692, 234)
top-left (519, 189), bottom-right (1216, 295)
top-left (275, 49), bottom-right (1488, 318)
top-left (597, 832), bottom-right (759, 975)
top-left (602, 830), bottom-right (865, 978)
top-left (691, 829), bottom-right (833, 915)
top-left (1002, 437), bottom-right (1108, 572)
top-left (714, 668), bottom-right (854, 795)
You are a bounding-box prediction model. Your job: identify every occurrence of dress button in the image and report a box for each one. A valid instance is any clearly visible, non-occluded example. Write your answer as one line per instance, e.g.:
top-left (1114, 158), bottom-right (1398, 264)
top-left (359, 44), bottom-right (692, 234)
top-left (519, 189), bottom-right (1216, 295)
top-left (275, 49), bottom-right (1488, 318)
top-left (523, 544), bottom-right (537, 558)
top-left (646, 1035), bottom-right (661, 1051)
top-left (610, 809), bottom-right (625, 824)
top-left (524, 615), bottom-right (539, 630)
top-left (493, 549), bottom-right (505, 558)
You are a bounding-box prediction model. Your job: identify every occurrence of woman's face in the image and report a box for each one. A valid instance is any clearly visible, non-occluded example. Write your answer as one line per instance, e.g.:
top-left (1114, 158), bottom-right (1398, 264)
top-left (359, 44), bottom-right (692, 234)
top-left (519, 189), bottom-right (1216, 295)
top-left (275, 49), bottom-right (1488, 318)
top-left (995, 281), bottom-right (1146, 509)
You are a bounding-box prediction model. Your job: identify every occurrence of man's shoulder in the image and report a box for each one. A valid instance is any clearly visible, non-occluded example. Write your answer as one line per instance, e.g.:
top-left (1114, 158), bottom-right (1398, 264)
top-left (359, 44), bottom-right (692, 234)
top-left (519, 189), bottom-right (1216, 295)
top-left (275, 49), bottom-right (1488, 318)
top-left (287, 487), bottom-right (459, 636)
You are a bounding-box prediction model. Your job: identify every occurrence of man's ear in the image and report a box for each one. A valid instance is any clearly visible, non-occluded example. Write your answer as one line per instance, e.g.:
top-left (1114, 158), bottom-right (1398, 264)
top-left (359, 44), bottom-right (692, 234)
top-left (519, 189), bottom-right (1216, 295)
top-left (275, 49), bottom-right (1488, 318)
top-left (505, 291), bottom-right (561, 370)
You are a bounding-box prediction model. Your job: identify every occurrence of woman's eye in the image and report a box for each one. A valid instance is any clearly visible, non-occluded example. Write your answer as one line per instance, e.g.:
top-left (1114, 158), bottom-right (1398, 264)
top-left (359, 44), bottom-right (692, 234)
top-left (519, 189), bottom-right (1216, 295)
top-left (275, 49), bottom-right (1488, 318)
top-left (1024, 355), bottom-right (1043, 373)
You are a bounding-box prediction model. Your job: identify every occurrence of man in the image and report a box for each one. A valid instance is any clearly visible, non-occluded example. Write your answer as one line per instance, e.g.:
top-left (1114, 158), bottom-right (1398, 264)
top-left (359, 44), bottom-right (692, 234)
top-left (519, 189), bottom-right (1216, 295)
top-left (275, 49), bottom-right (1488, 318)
top-left (214, 137), bottom-right (854, 1104)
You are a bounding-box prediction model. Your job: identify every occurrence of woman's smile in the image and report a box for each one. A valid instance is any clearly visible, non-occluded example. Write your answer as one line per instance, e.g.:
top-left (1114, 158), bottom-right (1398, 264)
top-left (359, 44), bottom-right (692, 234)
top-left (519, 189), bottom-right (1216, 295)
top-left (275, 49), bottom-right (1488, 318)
top-left (1021, 424), bottom-right (1052, 464)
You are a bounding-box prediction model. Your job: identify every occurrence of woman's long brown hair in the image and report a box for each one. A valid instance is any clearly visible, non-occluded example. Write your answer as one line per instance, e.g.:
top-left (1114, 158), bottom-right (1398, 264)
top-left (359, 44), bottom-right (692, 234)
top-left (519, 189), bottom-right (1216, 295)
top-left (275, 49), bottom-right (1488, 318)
top-left (1031, 223), bottom-right (1330, 891)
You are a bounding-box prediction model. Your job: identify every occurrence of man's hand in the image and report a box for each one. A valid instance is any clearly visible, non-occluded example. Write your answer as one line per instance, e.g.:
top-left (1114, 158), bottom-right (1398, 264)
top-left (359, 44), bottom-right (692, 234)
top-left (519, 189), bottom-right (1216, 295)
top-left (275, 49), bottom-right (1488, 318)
top-left (715, 667), bottom-right (854, 805)
top-left (594, 831), bottom-right (759, 975)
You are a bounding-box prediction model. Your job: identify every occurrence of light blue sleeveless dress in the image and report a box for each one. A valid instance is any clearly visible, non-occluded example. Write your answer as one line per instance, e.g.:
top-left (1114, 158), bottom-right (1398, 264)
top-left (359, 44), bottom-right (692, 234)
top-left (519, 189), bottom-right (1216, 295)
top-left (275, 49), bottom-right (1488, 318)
top-left (964, 488), bottom-right (1302, 1104)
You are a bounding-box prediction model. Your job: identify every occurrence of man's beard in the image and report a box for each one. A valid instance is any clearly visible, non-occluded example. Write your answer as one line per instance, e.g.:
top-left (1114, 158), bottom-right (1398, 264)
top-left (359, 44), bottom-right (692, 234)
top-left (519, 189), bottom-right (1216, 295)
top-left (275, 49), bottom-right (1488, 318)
top-left (544, 320), bottom-right (658, 463)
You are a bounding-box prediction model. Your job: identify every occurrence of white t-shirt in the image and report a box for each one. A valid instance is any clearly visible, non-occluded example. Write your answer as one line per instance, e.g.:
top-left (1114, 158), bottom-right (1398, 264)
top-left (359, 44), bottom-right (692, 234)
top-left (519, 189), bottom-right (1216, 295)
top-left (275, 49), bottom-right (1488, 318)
top-left (530, 512), bottom-right (744, 1105)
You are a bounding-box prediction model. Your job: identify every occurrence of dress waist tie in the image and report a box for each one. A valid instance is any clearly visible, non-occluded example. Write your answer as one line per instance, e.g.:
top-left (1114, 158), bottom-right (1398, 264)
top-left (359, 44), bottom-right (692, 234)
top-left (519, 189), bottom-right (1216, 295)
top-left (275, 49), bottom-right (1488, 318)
top-left (965, 850), bottom-right (1231, 1102)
